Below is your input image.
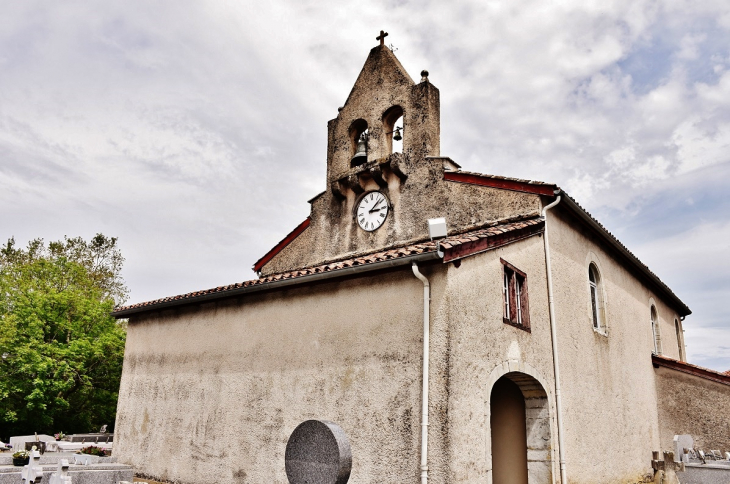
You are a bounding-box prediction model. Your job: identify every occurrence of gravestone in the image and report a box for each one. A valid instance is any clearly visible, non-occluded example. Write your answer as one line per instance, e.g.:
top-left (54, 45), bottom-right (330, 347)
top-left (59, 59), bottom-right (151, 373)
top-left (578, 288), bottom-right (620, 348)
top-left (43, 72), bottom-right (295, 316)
top-left (673, 434), bottom-right (693, 463)
top-left (285, 420), bottom-right (352, 484)
top-left (21, 449), bottom-right (43, 484)
top-left (49, 459), bottom-right (72, 484)
top-left (74, 454), bottom-right (100, 465)
top-left (24, 441), bottom-right (46, 454)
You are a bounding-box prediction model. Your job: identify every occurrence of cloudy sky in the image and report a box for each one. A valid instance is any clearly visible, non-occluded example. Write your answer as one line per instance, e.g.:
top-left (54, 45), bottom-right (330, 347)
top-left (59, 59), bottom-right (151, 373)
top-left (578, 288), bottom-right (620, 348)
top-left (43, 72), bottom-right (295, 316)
top-left (1, 1), bottom-right (728, 371)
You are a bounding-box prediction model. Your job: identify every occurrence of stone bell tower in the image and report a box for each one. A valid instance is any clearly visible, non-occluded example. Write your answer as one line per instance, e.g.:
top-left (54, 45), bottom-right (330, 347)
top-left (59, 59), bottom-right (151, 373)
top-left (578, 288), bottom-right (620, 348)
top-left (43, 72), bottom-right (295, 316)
top-left (326, 32), bottom-right (440, 195)
top-left (255, 33), bottom-right (451, 276)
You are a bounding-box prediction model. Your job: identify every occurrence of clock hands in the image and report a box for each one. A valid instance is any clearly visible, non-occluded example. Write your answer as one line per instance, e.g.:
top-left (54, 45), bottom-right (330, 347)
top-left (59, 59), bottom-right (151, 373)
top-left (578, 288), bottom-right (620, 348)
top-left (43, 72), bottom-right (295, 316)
top-left (357, 192), bottom-right (389, 231)
top-left (369, 198), bottom-right (384, 213)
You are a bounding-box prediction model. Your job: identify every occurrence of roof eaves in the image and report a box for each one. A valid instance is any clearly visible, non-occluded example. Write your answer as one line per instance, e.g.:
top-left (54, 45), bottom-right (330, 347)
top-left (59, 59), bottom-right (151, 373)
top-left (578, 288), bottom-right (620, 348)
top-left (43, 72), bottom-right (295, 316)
top-left (652, 354), bottom-right (730, 386)
top-left (557, 191), bottom-right (691, 316)
top-left (113, 249), bottom-right (443, 318)
top-left (441, 218), bottom-right (545, 262)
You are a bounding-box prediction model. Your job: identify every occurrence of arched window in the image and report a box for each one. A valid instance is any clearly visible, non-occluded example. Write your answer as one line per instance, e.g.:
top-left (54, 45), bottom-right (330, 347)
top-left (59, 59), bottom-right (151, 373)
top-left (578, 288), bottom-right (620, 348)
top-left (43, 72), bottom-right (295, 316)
top-left (651, 306), bottom-right (662, 355)
top-left (382, 105), bottom-right (404, 155)
top-left (675, 319), bottom-right (684, 361)
top-left (349, 119), bottom-right (368, 167)
top-left (588, 263), bottom-right (605, 331)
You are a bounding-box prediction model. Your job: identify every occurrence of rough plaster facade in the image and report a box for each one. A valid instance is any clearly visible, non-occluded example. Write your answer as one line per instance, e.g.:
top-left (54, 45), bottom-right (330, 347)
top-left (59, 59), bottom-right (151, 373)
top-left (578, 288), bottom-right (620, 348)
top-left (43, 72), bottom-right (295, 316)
top-left (113, 40), bottom-right (725, 484)
top-left (544, 208), bottom-right (685, 482)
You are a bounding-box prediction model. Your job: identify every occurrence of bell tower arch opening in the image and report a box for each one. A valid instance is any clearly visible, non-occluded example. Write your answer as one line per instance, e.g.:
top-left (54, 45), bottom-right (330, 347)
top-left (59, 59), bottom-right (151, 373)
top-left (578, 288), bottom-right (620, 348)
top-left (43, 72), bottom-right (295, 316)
top-left (349, 119), bottom-right (368, 167)
top-left (382, 105), bottom-right (404, 155)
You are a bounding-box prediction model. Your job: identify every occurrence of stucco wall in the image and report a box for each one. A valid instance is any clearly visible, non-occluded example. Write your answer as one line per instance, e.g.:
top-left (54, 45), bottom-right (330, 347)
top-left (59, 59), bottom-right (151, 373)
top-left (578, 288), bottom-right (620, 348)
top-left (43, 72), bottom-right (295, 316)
top-left (262, 160), bottom-right (541, 276)
top-left (546, 206), bottom-right (686, 483)
top-left (115, 269), bottom-right (443, 484)
top-left (438, 234), bottom-right (558, 483)
top-left (655, 367), bottom-right (730, 452)
top-left (115, 195), bottom-right (697, 484)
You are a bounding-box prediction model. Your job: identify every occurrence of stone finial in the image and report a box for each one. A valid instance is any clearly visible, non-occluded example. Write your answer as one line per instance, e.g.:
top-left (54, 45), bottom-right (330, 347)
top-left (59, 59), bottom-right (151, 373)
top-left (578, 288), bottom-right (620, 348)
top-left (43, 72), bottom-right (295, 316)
top-left (376, 30), bottom-right (388, 46)
top-left (420, 70), bottom-right (429, 82)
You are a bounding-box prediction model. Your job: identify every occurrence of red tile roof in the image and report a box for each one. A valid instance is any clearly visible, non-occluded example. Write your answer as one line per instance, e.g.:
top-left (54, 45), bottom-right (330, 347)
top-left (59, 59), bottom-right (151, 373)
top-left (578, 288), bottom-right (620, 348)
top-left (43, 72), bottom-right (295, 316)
top-left (559, 193), bottom-right (690, 316)
top-left (444, 171), bottom-right (557, 196)
top-left (445, 170), bottom-right (690, 316)
top-left (652, 354), bottom-right (730, 386)
top-left (114, 216), bottom-right (543, 316)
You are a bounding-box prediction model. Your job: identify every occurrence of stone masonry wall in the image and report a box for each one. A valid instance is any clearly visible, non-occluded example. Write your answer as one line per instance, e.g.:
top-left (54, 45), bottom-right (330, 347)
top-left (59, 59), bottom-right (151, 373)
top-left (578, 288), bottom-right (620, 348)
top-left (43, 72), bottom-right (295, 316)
top-left (655, 366), bottom-right (730, 453)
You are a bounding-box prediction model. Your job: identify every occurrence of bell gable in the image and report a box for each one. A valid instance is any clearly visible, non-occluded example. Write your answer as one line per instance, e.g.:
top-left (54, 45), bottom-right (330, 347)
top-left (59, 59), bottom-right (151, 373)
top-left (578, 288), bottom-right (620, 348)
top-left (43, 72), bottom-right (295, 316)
top-left (254, 39), bottom-right (543, 277)
top-left (326, 43), bottom-right (440, 183)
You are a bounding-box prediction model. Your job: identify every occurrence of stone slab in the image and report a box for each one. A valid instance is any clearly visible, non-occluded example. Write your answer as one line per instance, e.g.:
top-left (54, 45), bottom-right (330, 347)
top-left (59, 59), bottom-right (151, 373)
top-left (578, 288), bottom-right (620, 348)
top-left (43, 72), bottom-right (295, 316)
top-left (0, 453), bottom-right (116, 466)
top-left (0, 463), bottom-right (132, 484)
top-left (679, 463), bottom-right (730, 484)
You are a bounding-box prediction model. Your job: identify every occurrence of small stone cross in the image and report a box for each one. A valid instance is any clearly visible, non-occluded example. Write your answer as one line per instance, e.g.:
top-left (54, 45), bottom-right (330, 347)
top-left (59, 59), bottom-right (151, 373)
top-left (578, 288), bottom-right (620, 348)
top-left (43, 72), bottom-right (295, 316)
top-left (376, 30), bottom-right (388, 46)
top-left (49, 459), bottom-right (72, 484)
top-left (21, 449), bottom-right (44, 484)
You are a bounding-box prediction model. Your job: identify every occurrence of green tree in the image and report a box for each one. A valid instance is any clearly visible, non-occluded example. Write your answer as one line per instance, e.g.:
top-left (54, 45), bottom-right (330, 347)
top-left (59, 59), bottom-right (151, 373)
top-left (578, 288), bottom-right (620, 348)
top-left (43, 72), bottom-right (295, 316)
top-left (0, 234), bottom-right (128, 439)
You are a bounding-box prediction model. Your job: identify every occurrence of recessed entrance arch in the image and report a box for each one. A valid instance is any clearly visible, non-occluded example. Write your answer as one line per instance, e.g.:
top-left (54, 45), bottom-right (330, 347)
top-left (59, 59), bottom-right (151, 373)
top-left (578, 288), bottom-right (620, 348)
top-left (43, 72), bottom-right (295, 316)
top-left (491, 376), bottom-right (528, 484)
top-left (486, 365), bottom-right (554, 484)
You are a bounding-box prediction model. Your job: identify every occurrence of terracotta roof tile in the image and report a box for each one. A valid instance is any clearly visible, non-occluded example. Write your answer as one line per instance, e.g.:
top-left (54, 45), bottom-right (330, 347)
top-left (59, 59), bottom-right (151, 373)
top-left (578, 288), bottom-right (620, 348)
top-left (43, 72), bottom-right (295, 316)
top-left (114, 217), bottom-right (540, 314)
top-left (444, 169), bottom-right (689, 315)
top-left (652, 354), bottom-right (730, 386)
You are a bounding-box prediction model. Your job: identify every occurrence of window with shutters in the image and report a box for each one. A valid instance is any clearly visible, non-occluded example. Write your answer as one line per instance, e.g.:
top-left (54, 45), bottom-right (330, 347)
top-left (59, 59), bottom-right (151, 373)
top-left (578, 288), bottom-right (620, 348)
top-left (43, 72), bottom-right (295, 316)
top-left (501, 259), bottom-right (530, 332)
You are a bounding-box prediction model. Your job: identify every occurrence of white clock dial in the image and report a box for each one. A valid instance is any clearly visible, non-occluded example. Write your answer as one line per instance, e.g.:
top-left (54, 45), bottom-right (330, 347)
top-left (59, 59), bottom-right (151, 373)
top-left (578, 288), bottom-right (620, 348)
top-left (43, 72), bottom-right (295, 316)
top-left (356, 191), bottom-right (389, 232)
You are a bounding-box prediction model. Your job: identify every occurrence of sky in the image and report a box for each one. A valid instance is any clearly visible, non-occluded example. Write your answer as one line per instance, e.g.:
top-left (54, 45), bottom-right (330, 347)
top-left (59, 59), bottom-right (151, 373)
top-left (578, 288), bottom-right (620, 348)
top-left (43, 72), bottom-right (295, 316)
top-left (1, 1), bottom-right (728, 371)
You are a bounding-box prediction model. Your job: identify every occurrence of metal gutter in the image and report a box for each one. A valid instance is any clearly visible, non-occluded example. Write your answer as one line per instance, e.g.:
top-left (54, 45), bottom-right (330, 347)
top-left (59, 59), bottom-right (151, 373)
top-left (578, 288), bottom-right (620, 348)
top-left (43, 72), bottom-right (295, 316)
top-left (411, 262), bottom-right (432, 484)
top-left (541, 196), bottom-right (568, 484)
top-left (113, 249), bottom-right (444, 318)
top-left (556, 190), bottom-right (691, 316)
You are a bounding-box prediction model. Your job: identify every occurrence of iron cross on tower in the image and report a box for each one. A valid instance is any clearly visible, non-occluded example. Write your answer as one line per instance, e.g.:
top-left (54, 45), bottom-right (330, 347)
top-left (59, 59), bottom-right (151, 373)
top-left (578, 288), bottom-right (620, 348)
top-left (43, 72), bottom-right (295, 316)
top-left (376, 30), bottom-right (388, 46)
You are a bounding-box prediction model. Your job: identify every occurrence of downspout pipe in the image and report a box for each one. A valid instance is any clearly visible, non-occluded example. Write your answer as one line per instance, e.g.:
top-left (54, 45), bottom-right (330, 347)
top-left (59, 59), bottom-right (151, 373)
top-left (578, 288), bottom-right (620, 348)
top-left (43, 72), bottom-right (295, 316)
top-left (412, 261), bottom-right (431, 484)
top-left (542, 194), bottom-right (567, 484)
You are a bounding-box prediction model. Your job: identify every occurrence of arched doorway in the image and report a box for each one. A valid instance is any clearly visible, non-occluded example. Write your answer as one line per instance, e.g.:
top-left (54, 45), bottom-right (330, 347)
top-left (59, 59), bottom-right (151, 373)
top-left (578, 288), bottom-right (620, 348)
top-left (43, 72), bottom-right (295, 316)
top-left (491, 377), bottom-right (528, 484)
top-left (489, 371), bottom-right (552, 484)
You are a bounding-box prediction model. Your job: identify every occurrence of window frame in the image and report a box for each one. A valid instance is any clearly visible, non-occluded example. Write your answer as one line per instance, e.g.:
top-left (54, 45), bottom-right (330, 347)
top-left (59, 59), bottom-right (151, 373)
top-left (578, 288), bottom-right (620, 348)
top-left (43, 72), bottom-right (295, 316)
top-left (588, 263), bottom-right (607, 334)
top-left (674, 318), bottom-right (685, 361)
top-left (651, 305), bottom-right (662, 355)
top-left (501, 258), bottom-right (530, 332)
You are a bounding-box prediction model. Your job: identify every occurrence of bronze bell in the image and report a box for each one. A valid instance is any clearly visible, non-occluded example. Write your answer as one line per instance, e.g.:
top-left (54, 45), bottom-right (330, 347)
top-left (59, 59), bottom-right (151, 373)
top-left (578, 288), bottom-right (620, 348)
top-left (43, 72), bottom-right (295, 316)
top-left (393, 126), bottom-right (402, 141)
top-left (351, 132), bottom-right (368, 166)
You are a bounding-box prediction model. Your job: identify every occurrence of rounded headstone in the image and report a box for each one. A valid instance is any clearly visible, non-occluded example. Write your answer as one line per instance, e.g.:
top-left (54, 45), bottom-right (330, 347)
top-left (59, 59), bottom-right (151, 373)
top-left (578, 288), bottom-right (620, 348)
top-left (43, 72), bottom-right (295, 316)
top-left (285, 420), bottom-right (352, 484)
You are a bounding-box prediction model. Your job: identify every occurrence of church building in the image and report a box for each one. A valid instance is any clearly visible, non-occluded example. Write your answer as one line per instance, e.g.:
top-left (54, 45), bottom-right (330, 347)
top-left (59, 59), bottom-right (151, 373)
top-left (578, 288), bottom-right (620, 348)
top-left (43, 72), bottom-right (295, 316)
top-left (112, 34), bottom-right (730, 484)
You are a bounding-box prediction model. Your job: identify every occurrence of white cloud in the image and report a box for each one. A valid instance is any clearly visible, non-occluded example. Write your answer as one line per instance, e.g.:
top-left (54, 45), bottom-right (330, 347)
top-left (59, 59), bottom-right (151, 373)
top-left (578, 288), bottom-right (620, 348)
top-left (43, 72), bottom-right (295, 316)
top-left (1, 0), bottom-right (729, 369)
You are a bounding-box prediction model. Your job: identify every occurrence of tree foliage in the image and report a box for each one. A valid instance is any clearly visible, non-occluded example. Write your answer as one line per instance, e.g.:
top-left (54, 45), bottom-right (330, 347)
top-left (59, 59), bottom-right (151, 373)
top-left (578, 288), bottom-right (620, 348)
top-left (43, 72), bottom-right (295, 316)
top-left (0, 234), bottom-right (128, 438)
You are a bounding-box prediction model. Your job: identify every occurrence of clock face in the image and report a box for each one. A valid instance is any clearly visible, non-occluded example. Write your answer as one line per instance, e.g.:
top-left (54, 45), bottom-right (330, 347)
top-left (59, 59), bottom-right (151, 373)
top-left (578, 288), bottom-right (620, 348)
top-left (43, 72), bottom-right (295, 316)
top-left (356, 191), bottom-right (389, 232)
